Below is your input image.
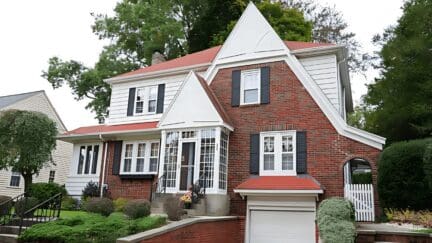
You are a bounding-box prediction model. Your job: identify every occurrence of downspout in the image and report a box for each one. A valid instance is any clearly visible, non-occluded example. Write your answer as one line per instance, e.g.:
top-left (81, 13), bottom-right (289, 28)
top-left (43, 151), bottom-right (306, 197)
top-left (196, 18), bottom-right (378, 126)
top-left (99, 134), bottom-right (108, 198)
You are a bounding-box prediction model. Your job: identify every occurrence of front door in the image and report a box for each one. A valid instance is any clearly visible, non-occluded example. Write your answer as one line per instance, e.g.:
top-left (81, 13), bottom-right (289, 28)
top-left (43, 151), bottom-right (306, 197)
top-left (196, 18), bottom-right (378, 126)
top-left (179, 142), bottom-right (195, 191)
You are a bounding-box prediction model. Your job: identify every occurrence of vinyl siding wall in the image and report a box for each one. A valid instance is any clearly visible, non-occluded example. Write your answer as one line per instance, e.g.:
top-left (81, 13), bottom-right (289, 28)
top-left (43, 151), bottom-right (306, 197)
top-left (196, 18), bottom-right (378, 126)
top-left (107, 74), bottom-right (190, 124)
top-left (299, 54), bottom-right (341, 114)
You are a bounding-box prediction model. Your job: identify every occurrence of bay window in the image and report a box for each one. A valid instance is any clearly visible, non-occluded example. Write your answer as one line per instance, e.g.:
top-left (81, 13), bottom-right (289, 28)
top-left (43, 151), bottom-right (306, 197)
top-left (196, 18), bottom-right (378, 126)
top-left (260, 131), bottom-right (296, 175)
top-left (121, 141), bottom-right (160, 174)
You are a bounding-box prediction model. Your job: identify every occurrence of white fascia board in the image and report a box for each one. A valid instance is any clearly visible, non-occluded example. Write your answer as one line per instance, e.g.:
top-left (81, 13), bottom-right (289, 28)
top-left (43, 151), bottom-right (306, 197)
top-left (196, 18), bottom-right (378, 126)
top-left (57, 128), bottom-right (160, 142)
top-left (104, 63), bottom-right (211, 84)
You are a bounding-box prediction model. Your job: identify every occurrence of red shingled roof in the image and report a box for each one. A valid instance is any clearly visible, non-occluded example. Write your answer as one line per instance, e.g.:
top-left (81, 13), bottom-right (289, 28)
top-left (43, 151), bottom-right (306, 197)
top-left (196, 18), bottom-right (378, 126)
top-left (117, 41), bottom-right (334, 78)
top-left (64, 121), bottom-right (158, 136)
top-left (235, 176), bottom-right (322, 190)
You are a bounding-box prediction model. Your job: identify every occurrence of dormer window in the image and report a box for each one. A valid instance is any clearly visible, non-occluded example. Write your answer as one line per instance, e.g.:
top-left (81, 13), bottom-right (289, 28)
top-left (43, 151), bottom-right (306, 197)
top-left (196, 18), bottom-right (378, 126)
top-left (241, 69), bottom-right (260, 105)
top-left (135, 85), bottom-right (158, 115)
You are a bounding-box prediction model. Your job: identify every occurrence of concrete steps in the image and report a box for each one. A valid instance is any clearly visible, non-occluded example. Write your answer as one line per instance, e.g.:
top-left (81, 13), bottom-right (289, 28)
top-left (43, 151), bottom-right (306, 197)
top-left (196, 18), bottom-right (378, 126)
top-left (151, 194), bottom-right (207, 216)
top-left (0, 233), bottom-right (18, 243)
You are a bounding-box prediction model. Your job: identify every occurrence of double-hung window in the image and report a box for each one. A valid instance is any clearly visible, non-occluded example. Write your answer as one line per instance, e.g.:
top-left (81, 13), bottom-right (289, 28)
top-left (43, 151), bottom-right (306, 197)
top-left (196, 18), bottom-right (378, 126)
top-left (260, 131), bottom-right (296, 175)
top-left (135, 86), bottom-right (158, 115)
top-left (77, 144), bottom-right (100, 175)
top-left (9, 171), bottom-right (21, 187)
top-left (121, 141), bottom-right (160, 174)
top-left (240, 69), bottom-right (260, 105)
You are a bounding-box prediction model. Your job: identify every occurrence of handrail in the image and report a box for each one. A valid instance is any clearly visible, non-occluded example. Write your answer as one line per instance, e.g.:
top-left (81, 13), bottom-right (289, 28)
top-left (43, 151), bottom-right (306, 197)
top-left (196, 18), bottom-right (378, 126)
top-left (0, 192), bottom-right (27, 226)
top-left (18, 193), bottom-right (62, 234)
top-left (0, 192), bottom-right (25, 208)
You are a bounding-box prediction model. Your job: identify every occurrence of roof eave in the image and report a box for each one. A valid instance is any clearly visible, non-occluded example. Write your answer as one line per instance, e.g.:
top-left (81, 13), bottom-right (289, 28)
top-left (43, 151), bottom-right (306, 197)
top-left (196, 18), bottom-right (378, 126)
top-left (57, 127), bottom-right (160, 142)
top-left (104, 63), bottom-right (212, 84)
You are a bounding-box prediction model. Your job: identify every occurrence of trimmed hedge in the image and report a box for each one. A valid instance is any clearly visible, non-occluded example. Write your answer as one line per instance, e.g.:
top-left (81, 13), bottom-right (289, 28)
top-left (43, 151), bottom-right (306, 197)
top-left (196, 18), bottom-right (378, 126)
top-left (378, 138), bottom-right (432, 210)
top-left (123, 199), bottom-right (151, 219)
top-left (29, 182), bottom-right (67, 202)
top-left (18, 213), bottom-right (166, 243)
top-left (84, 197), bottom-right (114, 216)
top-left (317, 197), bottom-right (356, 243)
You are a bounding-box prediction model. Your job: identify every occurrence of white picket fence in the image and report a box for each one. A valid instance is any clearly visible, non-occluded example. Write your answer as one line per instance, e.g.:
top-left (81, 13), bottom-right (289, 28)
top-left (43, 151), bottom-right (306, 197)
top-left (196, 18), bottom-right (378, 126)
top-left (344, 184), bottom-right (375, 222)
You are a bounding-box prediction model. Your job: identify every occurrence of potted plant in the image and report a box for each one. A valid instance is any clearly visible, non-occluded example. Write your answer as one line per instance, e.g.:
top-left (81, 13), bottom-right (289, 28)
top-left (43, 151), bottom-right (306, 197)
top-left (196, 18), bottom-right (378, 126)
top-left (180, 191), bottom-right (192, 209)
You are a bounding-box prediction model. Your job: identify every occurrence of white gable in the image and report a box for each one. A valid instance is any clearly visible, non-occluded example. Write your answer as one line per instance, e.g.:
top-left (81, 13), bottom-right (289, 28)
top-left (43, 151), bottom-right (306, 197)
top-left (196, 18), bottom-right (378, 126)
top-left (212, 2), bottom-right (288, 65)
top-left (158, 72), bottom-right (228, 130)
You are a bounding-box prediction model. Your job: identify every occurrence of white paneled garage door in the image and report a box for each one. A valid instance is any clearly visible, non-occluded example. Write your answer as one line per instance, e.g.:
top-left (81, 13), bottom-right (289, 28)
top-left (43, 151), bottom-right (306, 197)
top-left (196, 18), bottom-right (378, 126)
top-left (249, 210), bottom-right (315, 243)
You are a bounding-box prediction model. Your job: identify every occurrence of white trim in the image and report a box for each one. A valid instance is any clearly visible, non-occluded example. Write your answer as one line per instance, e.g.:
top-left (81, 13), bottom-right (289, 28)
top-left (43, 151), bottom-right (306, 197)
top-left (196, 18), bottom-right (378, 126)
top-left (105, 63), bottom-right (211, 84)
top-left (75, 143), bottom-right (102, 176)
top-left (134, 85), bottom-right (158, 116)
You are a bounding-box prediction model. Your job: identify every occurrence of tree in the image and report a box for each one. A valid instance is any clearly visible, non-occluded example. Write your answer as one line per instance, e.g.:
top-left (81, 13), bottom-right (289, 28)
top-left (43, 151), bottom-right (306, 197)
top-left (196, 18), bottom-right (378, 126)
top-left (0, 110), bottom-right (58, 192)
top-left (362, 0), bottom-right (432, 143)
top-left (211, 1), bottom-right (312, 45)
top-left (284, 0), bottom-right (369, 73)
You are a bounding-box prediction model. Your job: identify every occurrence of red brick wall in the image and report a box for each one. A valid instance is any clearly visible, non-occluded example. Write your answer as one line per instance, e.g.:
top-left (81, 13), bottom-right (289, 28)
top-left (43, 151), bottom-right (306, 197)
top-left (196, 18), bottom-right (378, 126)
top-left (356, 232), bottom-right (432, 243)
top-left (104, 141), bottom-right (154, 200)
top-left (140, 217), bottom-right (245, 243)
top-left (209, 61), bottom-right (381, 216)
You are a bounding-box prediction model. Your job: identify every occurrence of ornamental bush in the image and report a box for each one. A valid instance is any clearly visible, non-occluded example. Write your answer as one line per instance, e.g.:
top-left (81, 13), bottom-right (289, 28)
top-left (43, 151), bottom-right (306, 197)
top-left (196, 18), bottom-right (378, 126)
top-left (377, 138), bottom-right (432, 210)
top-left (123, 199), bottom-right (151, 219)
top-left (81, 181), bottom-right (101, 200)
top-left (317, 197), bottom-right (356, 243)
top-left (84, 197), bottom-right (114, 216)
top-left (29, 182), bottom-right (67, 202)
top-left (163, 196), bottom-right (184, 221)
top-left (61, 196), bottom-right (79, 211)
top-left (113, 197), bottom-right (128, 212)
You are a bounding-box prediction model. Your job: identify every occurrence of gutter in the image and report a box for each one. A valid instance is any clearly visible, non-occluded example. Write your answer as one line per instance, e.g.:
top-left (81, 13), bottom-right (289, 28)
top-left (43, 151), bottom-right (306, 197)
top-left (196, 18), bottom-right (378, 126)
top-left (99, 134), bottom-right (108, 198)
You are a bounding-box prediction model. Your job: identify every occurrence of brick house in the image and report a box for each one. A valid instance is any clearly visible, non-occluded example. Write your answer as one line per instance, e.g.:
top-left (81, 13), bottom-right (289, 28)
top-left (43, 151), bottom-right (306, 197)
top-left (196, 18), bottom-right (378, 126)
top-left (59, 3), bottom-right (385, 242)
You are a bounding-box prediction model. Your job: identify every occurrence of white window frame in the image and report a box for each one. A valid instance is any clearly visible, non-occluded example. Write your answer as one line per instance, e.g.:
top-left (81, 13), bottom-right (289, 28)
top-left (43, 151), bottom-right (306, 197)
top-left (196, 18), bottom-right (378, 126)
top-left (260, 131), bottom-right (296, 176)
top-left (120, 140), bottom-right (160, 175)
top-left (9, 171), bottom-right (21, 187)
top-left (76, 144), bottom-right (100, 175)
top-left (240, 69), bottom-right (261, 105)
top-left (134, 85), bottom-right (158, 115)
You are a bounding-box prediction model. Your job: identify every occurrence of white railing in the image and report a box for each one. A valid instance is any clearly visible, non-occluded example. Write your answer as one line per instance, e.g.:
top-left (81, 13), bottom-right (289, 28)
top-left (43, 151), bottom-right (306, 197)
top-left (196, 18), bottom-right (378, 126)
top-left (344, 184), bottom-right (375, 222)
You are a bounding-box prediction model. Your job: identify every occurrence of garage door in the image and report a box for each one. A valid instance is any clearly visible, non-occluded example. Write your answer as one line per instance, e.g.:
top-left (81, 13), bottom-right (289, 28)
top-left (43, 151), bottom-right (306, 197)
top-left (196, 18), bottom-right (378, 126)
top-left (249, 210), bottom-right (315, 243)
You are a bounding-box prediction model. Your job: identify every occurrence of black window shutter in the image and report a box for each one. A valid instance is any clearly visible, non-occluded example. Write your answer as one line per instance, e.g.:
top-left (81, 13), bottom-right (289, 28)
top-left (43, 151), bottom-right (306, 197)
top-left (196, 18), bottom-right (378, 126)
top-left (127, 88), bottom-right (136, 116)
top-left (112, 141), bottom-right (123, 175)
top-left (156, 84), bottom-right (165, 114)
top-left (250, 134), bottom-right (260, 174)
top-left (296, 131), bottom-right (307, 174)
top-left (231, 70), bottom-right (241, 107)
top-left (260, 67), bottom-right (270, 104)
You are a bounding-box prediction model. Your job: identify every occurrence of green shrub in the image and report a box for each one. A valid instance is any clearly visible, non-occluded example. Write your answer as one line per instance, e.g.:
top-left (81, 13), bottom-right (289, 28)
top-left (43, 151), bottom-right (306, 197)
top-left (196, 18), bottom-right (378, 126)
top-left (352, 172), bottom-right (372, 184)
top-left (84, 197), bottom-right (114, 216)
top-left (82, 181), bottom-right (102, 200)
top-left (424, 143), bottom-right (432, 191)
top-left (15, 197), bottom-right (39, 217)
top-left (0, 195), bottom-right (12, 216)
top-left (163, 196), bottom-right (184, 221)
top-left (113, 197), bottom-right (128, 212)
top-left (19, 212), bottom-right (166, 243)
top-left (61, 196), bottom-right (79, 211)
top-left (123, 199), bottom-right (151, 219)
top-left (29, 182), bottom-right (67, 202)
top-left (317, 198), bottom-right (356, 243)
top-left (378, 138), bottom-right (432, 210)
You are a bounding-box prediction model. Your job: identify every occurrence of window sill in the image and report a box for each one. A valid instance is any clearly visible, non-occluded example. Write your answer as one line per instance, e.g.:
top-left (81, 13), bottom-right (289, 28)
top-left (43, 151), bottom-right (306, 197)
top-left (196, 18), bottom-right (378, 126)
top-left (239, 103), bottom-right (261, 108)
top-left (119, 174), bottom-right (155, 180)
top-left (6, 186), bottom-right (22, 189)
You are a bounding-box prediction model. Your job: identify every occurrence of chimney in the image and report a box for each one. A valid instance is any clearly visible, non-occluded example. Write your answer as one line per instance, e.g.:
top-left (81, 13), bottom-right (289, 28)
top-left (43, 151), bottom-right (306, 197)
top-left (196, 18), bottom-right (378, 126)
top-left (152, 51), bottom-right (165, 65)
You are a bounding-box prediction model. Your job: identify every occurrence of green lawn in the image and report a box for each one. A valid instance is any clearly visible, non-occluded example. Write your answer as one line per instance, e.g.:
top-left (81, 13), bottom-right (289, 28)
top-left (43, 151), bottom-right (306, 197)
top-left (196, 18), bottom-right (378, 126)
top-left (19, 211), bottom-right (167, 243)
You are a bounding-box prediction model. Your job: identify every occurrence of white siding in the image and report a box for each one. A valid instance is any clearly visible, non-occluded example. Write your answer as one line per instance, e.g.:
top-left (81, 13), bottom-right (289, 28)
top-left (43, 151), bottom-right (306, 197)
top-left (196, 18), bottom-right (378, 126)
top-left (107, 74), bottom-right (188, 124)
top-left (299, 55), bottom-right (341, 113)
top-left (65, 143), bottom-right (103, 197)
top-left (0, 92), bottom-right (73, 197)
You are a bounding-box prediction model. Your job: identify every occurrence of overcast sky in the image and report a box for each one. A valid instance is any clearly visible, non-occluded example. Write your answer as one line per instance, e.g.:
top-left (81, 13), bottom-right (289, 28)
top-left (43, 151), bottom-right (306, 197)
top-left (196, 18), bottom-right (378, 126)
top-left (0, 0), bottom-right (404, 131)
